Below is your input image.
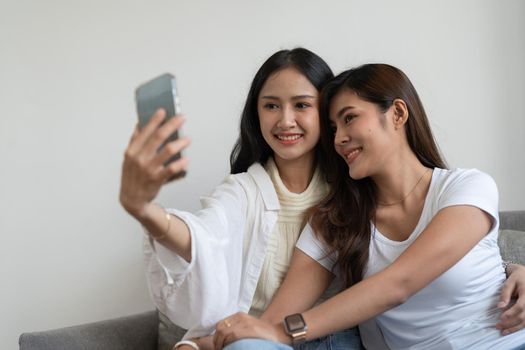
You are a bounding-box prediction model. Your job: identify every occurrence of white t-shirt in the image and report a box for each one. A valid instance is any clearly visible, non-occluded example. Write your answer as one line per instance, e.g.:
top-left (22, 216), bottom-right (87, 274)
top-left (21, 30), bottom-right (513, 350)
top-left (297, 168), bottom-right (525, 349)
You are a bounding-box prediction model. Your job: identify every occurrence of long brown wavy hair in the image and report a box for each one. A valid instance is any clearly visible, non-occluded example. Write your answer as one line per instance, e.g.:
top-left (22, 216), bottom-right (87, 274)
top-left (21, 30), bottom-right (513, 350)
top-left (310, 64), bottom-right (447, 288)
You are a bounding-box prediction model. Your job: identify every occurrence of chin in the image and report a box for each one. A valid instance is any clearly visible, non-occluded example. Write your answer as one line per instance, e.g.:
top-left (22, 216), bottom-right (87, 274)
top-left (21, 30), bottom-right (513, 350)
top-left (274, 151), bottom-right (303, 162)
top-left (348, 167), bottom-right (367, 180)
top-left (276, 149), bottom-right (299, 159)
top-left (275, 147), bottom-right (315, 162)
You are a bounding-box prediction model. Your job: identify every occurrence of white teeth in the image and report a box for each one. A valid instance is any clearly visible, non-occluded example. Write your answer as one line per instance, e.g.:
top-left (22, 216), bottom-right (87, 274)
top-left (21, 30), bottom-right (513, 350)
top-left (346, 147), bottom-right (362, 160)
top-left (277, 134), bottom-right (302, 141)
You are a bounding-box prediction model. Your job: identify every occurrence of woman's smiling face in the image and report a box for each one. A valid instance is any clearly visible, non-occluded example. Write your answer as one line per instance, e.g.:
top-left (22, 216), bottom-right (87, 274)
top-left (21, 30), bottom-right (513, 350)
top-left (257, 67), bottom-right (320, 165)
top-left (329, 88), bottom-right (396, 180)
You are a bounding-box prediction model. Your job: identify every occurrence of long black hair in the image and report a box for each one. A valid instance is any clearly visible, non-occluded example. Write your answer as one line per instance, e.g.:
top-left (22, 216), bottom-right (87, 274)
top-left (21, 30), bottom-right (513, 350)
top-left (230, 48), bottom-right (334, 174)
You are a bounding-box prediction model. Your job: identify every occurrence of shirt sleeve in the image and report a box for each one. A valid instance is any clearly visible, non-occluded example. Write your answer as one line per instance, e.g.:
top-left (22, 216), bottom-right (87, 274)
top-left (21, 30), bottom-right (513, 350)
top-left (142, 174), bottom-right (248, 337)
top-left (296, 223), bottom-right (337, 272)
top-left (437, 169), bottom-right (499, 231)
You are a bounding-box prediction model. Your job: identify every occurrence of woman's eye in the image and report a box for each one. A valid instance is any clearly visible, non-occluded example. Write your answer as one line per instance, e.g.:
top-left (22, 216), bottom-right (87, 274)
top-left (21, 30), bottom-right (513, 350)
top-left (344, 114), bottom-right (356, 123)
top-left (264, 103), bottom-right (279, 110)
top-left (296, 102), bottom-right (310, 109)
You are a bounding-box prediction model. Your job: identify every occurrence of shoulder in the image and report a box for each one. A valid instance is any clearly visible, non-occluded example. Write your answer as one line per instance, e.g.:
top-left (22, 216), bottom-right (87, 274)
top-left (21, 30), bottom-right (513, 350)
top-left (215, 163), bottom-right (279, 210)
top-left (227, 162), bottom-right (269, 192)
top-left (430, 167), bottom-right (499, 221)
top-left (202, 170), bottom-right (257, 204)
top-left (433, 168), bottom-right (497, 194)
top-left (297, 223), bottom-right (337, 271)
top-left (216, 163), bottom-right (265, 188)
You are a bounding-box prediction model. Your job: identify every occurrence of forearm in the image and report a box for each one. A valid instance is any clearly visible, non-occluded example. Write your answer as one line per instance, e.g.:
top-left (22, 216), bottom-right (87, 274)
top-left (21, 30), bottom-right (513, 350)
top-left (139, 202), bottom-right (192, 262)
top-left (212, 270), bottom-right (405, 349)
top-left (302, 272), bottom-right (404, 341)
top-left (261, 249), bottom-right (333, 324)
top-left (260, 272), bottom-right (404, 345)
top-left (288, 207), bottom-right (492, 341)
top-left (261, 294), bottom-right (312, 325)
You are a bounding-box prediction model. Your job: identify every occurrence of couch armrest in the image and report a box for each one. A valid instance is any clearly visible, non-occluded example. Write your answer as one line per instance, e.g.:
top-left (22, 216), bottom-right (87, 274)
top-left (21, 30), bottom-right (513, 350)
top-left (500, 210), bottom-right (525, 231)
top-left (19, 310), bottom-right (158, 350)
top-left (499, 211), bottom-right (525, 265)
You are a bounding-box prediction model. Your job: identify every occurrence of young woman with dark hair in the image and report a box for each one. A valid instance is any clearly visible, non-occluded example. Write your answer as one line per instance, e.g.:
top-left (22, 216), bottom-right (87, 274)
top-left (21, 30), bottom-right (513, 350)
top-left (119, 48), bottom-right (362, 350)
top-left (214, 64), bottom-right (525, 350)
top-left (230, 48), bottom-right (331, 175)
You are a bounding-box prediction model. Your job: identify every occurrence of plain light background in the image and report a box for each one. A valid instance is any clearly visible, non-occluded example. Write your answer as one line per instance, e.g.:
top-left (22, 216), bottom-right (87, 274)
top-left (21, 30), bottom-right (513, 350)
top-left (1, 0), bottom-right (524, 348)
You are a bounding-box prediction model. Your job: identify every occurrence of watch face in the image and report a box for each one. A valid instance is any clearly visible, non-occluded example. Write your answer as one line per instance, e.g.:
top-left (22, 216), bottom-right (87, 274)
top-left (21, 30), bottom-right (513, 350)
top-left (285, 313), bottom-right (306, 332)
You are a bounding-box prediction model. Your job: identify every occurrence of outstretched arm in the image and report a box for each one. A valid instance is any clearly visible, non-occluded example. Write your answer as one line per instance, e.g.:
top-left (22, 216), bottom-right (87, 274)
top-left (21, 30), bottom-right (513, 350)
top-left (120, 109), bottom-right (192, 261)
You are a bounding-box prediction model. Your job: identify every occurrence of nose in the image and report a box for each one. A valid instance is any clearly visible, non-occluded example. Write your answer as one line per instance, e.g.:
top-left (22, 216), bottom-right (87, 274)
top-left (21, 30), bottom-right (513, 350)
top-left (334, 127), bottom-right (349, 146)
top-left (277, 105), bottom-right (296, 129)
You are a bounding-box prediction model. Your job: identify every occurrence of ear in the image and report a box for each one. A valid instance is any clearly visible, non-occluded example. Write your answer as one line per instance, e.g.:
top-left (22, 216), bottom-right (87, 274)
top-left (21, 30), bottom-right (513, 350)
top-left (392, 99), bottom-right (409, 129)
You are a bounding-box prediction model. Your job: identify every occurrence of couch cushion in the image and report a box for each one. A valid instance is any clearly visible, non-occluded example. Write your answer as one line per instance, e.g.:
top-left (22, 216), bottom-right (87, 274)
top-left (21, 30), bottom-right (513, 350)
top-left (158, 311), bottom-right (187, 350)
top-left (19, 311), bottom-right (158, 350)
top-left (498, 229), bottom-right (525, 265)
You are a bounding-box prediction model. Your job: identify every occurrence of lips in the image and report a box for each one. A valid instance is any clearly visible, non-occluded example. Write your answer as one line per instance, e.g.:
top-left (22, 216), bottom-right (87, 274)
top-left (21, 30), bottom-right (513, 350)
top-left (275, 133), bottom-right (303, 141)
top-left (274, 133), bottom-right (303, 145)
top-left (344, 147), bottom-right (362, 164)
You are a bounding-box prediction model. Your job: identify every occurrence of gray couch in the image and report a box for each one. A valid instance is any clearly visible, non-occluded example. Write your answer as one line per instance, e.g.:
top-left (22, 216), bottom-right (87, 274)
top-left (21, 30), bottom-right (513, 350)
top-left (19, 211), bottom-right (525, 350)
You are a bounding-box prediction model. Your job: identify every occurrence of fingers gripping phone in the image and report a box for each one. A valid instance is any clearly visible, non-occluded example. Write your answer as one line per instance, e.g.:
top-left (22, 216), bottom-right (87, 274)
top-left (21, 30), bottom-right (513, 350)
top-left (135, 73), bottom-right (185, 179)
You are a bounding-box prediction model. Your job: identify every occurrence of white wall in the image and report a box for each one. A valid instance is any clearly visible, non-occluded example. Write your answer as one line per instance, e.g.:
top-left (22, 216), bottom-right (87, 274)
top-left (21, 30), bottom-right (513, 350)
top-left (1, 0), bottom-right (524, 348)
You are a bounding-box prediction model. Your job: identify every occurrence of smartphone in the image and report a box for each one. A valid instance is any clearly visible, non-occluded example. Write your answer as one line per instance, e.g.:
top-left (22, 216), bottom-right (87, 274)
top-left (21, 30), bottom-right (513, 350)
top-left (135, 73), bottom-right (185, 178)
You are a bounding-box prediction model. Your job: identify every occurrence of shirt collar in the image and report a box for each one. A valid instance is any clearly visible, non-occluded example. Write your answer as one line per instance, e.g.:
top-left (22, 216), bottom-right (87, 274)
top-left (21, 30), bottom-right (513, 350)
top-left (247, 162), bottom-right (280, 211)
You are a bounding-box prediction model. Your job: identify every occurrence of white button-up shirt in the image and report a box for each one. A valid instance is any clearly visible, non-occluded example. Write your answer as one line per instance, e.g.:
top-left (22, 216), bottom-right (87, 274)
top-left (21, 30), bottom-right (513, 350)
top-left (144, 163), bottom-right (280, 339)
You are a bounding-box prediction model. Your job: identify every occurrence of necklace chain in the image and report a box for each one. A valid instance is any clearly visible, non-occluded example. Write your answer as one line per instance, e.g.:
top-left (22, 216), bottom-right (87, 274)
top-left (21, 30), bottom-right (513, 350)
top-left (377, 168), bottom-right (431, 207)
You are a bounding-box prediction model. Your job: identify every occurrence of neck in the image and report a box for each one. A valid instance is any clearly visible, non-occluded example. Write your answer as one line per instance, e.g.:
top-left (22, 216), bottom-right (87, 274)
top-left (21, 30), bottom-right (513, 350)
top-left (373, 152), bottom-right (431, 207)
top-left (273, 154), bottom-right (316, 193)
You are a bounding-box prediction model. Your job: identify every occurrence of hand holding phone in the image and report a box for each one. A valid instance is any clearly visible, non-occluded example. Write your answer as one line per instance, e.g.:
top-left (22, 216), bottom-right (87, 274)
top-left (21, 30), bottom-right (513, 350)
top-left (120, 73), bottom-right (189, 222)
top-left (135, 73), bottom-right (186, 179)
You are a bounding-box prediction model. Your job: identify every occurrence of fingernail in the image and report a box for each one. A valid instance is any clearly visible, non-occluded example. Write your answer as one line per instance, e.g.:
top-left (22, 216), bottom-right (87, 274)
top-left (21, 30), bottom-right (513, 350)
top-left (497, 301), bottom-right (506, 308)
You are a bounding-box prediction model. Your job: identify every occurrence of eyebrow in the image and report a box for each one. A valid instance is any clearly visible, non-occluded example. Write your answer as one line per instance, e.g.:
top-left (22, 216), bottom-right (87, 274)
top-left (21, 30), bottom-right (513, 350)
top-left (260, 95), bottom-right (317, 100)
top-left (329, 105), bottom-right (356, 123)
top-left (336, 106), bottom-right (356, 118)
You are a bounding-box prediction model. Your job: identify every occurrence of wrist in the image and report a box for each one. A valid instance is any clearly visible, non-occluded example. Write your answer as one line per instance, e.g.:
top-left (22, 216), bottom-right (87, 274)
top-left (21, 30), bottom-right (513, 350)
top-left (193, 335), bottom-right (213, 350)
top-left (122, 198), bottom-right (150, 220)
top-left (503, 260), bottom-right (517, 275)
top-left (130, 202), bottom-right (165, 228)
top-left (274, 322), bottom-right (293, 345)
top-left (173, 339), bottom-right (199, 350)
top-left (135, 201), bottom-right (157, 222)
top-left (283, 313), bottom-right (308, 345)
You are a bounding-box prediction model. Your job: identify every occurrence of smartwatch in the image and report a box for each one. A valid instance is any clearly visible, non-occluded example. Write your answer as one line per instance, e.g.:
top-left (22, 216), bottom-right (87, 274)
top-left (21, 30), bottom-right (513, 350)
top-left (284, 313), bottom-right (307, 344)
